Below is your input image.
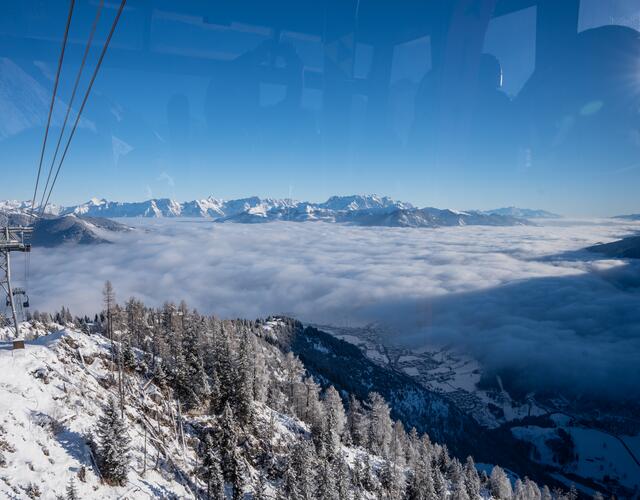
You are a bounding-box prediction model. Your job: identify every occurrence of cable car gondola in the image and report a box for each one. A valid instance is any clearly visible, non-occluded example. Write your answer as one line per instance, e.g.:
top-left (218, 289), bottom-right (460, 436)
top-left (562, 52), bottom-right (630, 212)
top-left (6, 288), bottom-right (30, 309)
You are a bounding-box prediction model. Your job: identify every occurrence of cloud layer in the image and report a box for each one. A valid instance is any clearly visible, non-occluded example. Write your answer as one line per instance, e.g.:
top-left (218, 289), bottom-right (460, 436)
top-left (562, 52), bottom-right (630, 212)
top-left (25, 218), bottom-right (640, 400)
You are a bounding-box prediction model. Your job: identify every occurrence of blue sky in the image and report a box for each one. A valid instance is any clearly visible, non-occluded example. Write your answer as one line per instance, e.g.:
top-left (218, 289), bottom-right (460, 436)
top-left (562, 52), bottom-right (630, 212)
top-left (1, 0), bottom-right (640, 216)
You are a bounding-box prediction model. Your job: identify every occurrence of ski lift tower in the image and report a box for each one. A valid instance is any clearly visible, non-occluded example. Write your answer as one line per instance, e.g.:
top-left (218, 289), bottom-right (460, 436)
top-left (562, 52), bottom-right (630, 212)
top-left (0, 225), bottom-right (32, 349)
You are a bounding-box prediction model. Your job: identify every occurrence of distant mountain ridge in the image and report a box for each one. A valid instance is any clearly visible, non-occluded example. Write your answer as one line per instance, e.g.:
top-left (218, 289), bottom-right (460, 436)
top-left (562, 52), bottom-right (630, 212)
top-left (479, 207), bottom-right (561, 218)
top-left (614, 213), bottom-right (640, 221)
top-left (587, 234), bottom-right (640, 259)
top-left (1, 195), bottom-right (547, 228)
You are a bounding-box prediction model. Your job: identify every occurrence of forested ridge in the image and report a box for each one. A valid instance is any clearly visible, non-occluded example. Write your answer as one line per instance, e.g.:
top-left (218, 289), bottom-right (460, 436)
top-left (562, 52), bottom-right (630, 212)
top-left (4, 284), bottom-right (590, 499)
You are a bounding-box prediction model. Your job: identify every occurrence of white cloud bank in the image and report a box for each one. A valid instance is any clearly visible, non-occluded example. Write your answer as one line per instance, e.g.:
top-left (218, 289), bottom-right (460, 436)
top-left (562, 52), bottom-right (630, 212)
top-left (25, 218), bottom-right (640, 400)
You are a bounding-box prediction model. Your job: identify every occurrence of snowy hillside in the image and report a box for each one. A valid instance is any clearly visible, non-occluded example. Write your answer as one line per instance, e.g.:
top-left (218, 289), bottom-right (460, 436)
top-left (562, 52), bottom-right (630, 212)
top-left (0, 301), bottom-right (575, 500)
top-left (0, 330), bottom-right (194, 498)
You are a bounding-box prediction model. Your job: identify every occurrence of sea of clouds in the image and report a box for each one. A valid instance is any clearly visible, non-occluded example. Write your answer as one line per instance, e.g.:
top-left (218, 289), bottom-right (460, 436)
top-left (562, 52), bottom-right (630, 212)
top-left (26, 218), bottom-right (640, 399)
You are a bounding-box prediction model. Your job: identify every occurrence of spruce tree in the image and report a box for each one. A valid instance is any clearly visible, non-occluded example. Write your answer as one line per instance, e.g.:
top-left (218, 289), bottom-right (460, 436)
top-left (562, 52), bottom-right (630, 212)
top-left (213, 326), bottom-right (235, 412)
top-left (463, 456), bottom-right (480, 499)
top-left (452, 476), bottom-right (471, 500)
top-left (390, 420), bottom-right (407, 469)
top-left (524, 478), bottom-right (541, 499)
top-left (233, 328), bottom-right (255, 426)
top-left (219, 403), bottom-right (243, 499)
top-left (334, 454), bottom-right (351, 500)
top-left (490, 466), bottom-right (513, 500)
top-left (95, 396), bottom-right (130, 486)
top-left (406, 455), bottom-right (435, 500)
top-left (175, 318), bottom-right (210, 411)
top-left (432, 464), bottom-right (447, 499)
top-left (315, 457), bottom-right (337, 500)
top-left (281, 457), bottom-right (300, 500)
top-left (291, 441), bottom-right (314, 500)
top-left (514, 478), bottom-right (526, 500)
top-left (380, 459), bottom-right (404, 500)
top-left (65, 478), bottom-right (78, 500)
top-left (199, 433), bottom-right (225, 500)
top-left (322, 386), bottom-right (346, 457)
top-left (122, 341), bottom-right (136, 371)
top-left (254, 472), bottom-right (268, 500)
top-left (152, 360), bottom-right (168, 393)
top-left (367, 392), bottom-right (392, 456)
top-left (347, 395), bottom-right (368, 447)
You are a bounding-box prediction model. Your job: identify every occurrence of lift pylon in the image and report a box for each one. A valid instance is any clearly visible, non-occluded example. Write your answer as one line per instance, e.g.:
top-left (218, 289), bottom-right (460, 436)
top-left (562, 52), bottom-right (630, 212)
top-left (0, 226), bottom-right (32, 348)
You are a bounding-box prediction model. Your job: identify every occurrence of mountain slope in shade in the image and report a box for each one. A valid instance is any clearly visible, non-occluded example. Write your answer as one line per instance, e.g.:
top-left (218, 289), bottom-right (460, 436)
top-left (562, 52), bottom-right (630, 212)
top-left (587, 234), bottom-right (640, 259)
top-left (482, 207), bottom-right (561, 219)
top-left (270, 318), bottom-right (554, 484)
top-left (614, 214), bottom-right (640, 221)
top-left (30, 216), bottom-right (130, 247)
top-left (0, 211), bottom-right (130, 247)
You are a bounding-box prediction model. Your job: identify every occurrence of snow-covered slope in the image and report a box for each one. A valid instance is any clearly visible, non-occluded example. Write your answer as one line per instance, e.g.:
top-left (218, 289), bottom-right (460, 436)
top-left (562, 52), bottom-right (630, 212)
top-left (0, 330), bottom-right (195, 499)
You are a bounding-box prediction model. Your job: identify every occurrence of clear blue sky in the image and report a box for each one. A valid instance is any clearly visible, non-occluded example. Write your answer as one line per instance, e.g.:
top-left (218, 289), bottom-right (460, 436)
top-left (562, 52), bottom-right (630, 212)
top-left (1, 0), bottom-right (639, 216)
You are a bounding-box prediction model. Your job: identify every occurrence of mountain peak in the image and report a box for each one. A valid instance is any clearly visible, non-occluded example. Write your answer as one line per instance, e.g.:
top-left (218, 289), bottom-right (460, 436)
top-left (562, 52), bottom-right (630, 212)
top-left (319, 194), bottom-right (413, 211)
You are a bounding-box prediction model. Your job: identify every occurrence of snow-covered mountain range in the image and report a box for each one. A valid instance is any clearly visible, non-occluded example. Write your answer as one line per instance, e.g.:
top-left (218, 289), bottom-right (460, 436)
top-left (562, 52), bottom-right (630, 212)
top-left (1, 195), bottom-right (547, 228)
top-left (62, 195), bottom-right (407, 220)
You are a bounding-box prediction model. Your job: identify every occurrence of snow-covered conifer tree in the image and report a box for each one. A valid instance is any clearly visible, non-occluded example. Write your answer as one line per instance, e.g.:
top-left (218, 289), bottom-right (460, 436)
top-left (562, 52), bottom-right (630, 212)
top-left (463, 455), bottom-right (481, 499)
top-left (347, 395), bottom-right (368, 447)
top-left (65, 478), bottom-right (78, 500)
top-left (219, 403), bottom-right (243, 499)
top-left (490, 466), bottom-right (513, 500)
top-left (95, 396), bottom-right (130, 486)
top-left (323, 385), bottom-right (346, 454)
top-left (199, 433), bottom-right (225, 500)
top-left (367, 392), bottom-right (392, 456)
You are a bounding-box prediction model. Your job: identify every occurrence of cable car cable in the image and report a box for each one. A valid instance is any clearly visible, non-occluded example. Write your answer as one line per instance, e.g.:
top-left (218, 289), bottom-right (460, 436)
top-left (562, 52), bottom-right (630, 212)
top-left (29, 0), bottom-right (76, 221)
top-left (38, 0), bottom-right (105, 216)
top-left (40, 0), bottom-right (127, 218)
